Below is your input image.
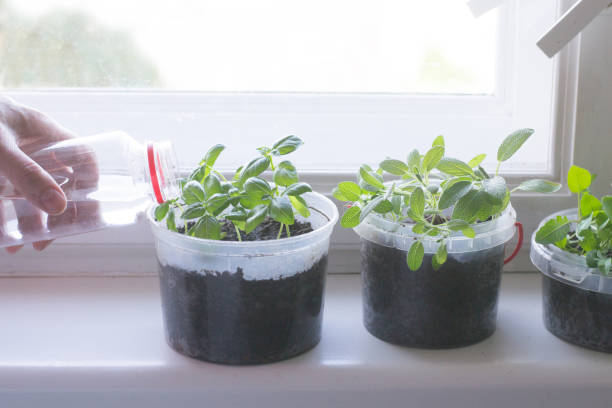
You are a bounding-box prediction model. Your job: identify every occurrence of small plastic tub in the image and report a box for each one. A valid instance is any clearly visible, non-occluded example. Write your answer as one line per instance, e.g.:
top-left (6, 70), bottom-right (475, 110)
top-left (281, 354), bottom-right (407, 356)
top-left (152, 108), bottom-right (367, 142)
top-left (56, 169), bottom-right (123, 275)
top-left (147, 192), bottom-right (338, 365)
top-left (530, 209), bottom-right (612, 353)
top-left (354, 205), bottom-right (518, 348)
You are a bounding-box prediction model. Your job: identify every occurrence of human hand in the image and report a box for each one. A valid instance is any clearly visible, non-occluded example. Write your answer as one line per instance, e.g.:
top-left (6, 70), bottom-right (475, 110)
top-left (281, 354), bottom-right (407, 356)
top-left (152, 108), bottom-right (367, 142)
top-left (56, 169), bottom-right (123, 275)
top-left (0, 96), bottom-right (98, 252)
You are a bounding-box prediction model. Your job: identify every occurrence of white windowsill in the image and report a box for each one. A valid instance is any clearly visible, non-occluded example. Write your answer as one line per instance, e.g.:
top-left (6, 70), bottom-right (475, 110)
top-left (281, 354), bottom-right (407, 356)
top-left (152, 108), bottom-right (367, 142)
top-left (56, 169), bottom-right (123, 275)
top-left (1, 273), bottom-right (610, 407)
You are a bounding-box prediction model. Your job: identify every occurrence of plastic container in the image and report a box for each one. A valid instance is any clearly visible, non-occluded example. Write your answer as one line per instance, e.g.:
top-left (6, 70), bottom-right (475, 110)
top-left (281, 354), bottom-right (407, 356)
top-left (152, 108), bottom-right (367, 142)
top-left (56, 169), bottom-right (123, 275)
top-left (354, 205), bottom-right (518, 348)
top-left (147, 192), bottom-right (338, 365)
top-left (531, 209), bottom-right (612, 353)
top-left (0, 131), bottom-right (178, 248)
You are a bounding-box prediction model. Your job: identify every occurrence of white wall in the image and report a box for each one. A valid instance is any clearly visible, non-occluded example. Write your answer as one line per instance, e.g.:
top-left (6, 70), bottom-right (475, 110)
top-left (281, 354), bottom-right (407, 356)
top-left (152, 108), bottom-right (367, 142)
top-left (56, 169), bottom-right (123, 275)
top-left (573, 11), bottom-right (612, 195)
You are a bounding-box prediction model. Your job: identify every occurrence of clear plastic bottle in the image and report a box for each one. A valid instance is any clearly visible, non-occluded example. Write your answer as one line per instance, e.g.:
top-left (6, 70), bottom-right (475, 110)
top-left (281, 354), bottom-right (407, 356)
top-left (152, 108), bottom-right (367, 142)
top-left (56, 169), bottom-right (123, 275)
top-left (0, 131), bottom-right (179, 248)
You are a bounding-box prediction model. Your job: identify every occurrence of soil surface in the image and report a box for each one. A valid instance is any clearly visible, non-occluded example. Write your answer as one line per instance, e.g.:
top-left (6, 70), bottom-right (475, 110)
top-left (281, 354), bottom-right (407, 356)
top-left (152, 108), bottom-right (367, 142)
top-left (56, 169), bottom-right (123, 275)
top-left (178, 219), bottom-right (314, 241)
top-left (361, 240), bottom-right (504, 348)
top-left (158, 255), bottom-right (328, 365)
top-left (542, 274), bottom-right (612, 353)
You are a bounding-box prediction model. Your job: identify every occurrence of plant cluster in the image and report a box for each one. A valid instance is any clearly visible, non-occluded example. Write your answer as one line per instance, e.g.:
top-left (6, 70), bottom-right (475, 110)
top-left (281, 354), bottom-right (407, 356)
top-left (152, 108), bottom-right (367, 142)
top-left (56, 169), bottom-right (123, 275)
top-left (334, 129), bottom-right (561, 271)
top-left (535, 165), bottom-right (612, 275)
top-left (154, 136), bottom-right (312, 241)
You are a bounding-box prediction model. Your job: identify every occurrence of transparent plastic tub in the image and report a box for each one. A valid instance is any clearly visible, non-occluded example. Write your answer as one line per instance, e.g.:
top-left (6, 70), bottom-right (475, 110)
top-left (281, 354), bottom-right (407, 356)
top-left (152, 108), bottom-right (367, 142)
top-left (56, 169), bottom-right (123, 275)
top-left (530, 209), bottom-right (612, 352)
top-left (147, 192), bottom-right (338, 365)
top-left (354, 205), bottom-right (517, 348)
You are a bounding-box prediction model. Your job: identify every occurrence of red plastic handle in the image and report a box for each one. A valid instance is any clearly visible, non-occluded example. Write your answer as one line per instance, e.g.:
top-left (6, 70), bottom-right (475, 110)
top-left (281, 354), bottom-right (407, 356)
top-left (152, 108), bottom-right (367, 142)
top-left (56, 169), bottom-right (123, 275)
top-left (504, 222), bottom-right (523, 265)
top-left (147, 143), bottom-right (164, 204)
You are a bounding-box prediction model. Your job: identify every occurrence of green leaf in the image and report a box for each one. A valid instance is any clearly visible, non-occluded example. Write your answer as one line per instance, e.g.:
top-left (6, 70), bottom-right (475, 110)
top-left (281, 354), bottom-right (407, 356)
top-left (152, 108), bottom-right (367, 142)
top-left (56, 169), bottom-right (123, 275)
top-left (183, 180), bottom-right (206, 204)
top-left (422, 145), bottom-right (445, 172)
top-left (406, 241), bottom-right (424, 271)
top-left (406, 149), bottom-right (420, 171)
top-left (270, 196), bottom-right (294, 225)
top-left (468, 154), bottom-right (486, 168)
top-left (284, 182), bottom-right (312, 196)
top-left (432, 135), bottom-right (445, 147)
top-left (189, 166), bottom-right (206, 183)
top-left (191, 215), bottom-right (221, 240)
top-left (206, 193), bottom-right (230, 214)
top-left (447, 219), bottom-right (470, 231)
top-left (461, 227), bottom-right (475, 238)
top-left (497, 128), bottom-right (534, 162)
top-left (244, 177), bottom-right (272, 199)
top-left (579, 229), bottom-right (597, 252)
top-left (333, 181), bottom-right (362, 202)
top-left (482, 176), bottom-right (507, 204)
top-left (203, 144), bottom-right (225, 171)
top-left (359, 165), bottom-right (385, 190)
top-left (225, 208), bottom-right (248, 221)
top-left (452, 189), bottom-right (482, 222)
top-left (436, 158), bottom-right (474, 177)
top-left (245, 204), bottom-right (268, 234)
top-left (360, 196), bottom-right (384, 221)
top-left (434, 242), bottom-right (447, 265)
top-left (373, 199), bottom-right (393, 214)
top-left (567, 165), bottom-right (591, 193)
top-left (439, 181), bottom-right (472, 210)
top-left (535, 216), bottom-right (571, 245)
top-left (273, 160), bottom-right (298, 187)
top-left (154, 202), bottom-right (169, 221)
top-left (514, 179), bottom-right (562, 193)
top-left (203, 174), bottom-right (222, 198)
top-left (602, 196), bottom-right (612, 219)
top-left (380, 159), bottom-right (409, 176)
top-left (166, 210), bottom-right (177, 231)
top-left (341, 206), bottom-right (361, 228)
top-left (272, 135), bottom-right (303, 155)
top-left (181, 205), bottom-right (207, 219)
top-left (241, 156), bottom-right (271, 181)
top-left (412, 223), bottom-right (426, 234)
top-left (410, 187), bottom-right (425, 218)
top-left (580, 192), bottom-right (602, 217)
top-left (289, 195), bottom-right (311, 218)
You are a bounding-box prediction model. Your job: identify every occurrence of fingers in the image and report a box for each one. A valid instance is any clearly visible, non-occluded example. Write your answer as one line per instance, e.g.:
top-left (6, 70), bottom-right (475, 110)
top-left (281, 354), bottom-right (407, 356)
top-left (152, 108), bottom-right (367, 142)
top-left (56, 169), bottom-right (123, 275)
top-left (12, 200), bottom-right (45, 253)
top-left (0, 141), bottom-right (67, 215)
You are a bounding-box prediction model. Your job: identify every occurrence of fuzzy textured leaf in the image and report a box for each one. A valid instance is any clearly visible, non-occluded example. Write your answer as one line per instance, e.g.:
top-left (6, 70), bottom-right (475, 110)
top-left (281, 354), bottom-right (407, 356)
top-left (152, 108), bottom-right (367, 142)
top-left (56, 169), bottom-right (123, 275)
top-left (422, 146), bottom-right (445, 172)
top-left (535, 216), bottom-right (571, 245)
top-left (380, 159), bottom-right (409, 176)
top-left (514, 179), bottom-right (561, 193)
top-left (341, 206), bottom-right (361, 228)
top-left (439, 181), bottom-right (472, 210)
top-left (407, 241), bottom-right (424, 271)
top-left (436, 157), bottom-right (474, 177)
top-left (497, 128), bottom-right (534, 162)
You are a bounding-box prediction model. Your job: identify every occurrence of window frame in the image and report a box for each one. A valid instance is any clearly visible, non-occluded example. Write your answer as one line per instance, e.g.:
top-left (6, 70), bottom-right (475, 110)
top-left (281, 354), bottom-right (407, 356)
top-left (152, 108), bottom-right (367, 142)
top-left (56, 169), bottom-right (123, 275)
top-left (0, 0), bottom-right (584, 274)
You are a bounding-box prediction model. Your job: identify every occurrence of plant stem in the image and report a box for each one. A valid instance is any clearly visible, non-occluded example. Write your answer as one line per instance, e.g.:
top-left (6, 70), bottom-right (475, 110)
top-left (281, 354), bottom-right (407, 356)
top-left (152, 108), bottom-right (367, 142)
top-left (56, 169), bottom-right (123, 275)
top-left (234, 223), bottom-right (242, 242)
top-left (286, 223), bottom-right (291, 238)
top-left (277, 223), bottom-right (284, 239)
top-left (578, 191), bottom-right (582, 222)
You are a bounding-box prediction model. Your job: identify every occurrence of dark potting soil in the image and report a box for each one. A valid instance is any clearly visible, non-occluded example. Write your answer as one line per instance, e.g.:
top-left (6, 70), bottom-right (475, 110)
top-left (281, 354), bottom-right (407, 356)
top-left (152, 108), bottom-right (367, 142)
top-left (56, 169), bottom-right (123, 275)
top-left (158, 255), bottom-right (328, 365)
top-left (542, 274), bottom-right (612, 353)
top-left (361, 240), bottom-right (504, 348)
top-left (178, 219), bottom-right (314, 241)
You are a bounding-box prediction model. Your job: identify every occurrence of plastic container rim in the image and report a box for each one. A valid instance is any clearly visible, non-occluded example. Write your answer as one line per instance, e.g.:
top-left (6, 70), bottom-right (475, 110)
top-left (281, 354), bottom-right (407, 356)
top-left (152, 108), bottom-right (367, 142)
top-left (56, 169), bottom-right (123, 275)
top-left (146, 191), bottom-right (338, 255)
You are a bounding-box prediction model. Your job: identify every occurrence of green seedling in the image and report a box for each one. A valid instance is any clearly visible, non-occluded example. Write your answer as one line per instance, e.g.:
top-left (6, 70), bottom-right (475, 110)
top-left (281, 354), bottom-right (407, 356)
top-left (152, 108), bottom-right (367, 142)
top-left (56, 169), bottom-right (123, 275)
top-left (154, 136), bottom-right (312, 241)
top-left (335, 128), bottom-right (561, 271)
top-left (535, 165), bottom-right (612, 275)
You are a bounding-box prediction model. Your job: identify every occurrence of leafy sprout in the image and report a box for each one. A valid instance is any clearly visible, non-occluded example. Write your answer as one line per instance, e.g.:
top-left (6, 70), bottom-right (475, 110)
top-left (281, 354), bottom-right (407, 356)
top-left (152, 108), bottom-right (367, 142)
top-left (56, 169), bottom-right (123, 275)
top-left (334, 128), bottom-right (561, 271)
top-left (535, 165), bottom-right (612, 275)
top-left (154, 136), bottom-right (312, 241)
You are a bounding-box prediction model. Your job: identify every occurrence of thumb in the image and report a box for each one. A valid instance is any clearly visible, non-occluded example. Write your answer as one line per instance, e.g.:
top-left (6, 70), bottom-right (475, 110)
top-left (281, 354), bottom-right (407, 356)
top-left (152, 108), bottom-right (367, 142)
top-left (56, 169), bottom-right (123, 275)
top-left (0, 144), bottom-right (67, 215)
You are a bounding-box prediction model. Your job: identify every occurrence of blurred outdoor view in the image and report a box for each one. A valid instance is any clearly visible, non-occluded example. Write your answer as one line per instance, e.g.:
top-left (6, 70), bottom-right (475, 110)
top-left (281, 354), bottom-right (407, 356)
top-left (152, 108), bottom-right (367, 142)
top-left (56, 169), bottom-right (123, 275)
top-left (0, 0), bottom-right (497, 94)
